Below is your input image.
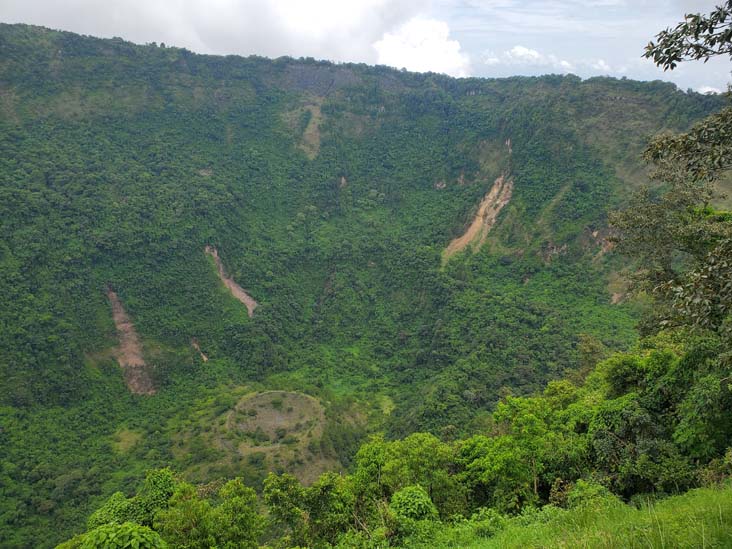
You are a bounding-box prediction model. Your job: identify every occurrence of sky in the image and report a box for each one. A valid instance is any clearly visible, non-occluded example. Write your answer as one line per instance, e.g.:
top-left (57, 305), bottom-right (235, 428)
top-left (1, 0), bottom-right (729, 92)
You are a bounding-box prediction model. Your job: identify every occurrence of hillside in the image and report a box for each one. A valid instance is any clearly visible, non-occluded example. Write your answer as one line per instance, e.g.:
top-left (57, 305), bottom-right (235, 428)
top-left (0, 23), bottom-right (726, 547)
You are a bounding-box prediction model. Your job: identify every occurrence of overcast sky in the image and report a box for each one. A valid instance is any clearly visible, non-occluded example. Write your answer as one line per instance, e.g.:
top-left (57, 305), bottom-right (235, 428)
top-left (1, 0), bottom-right (729, 92)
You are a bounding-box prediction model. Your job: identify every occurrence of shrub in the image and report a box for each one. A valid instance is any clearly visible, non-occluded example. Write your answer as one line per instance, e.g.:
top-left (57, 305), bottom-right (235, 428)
top-left (58, 522), bottom-right (167, 549)
top-left (567, 479), bottom-right (618, 509)
top-left (469, 507), bottom-right (507, 538)
top-left (390, 485), bottom-right (439, 522)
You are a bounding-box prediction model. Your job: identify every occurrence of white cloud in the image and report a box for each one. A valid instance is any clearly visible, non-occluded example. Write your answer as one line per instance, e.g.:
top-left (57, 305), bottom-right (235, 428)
top-left (590, 59), bottom-right (612, 73)
top-left (482, 46), bottom-right (646, 78)
top-left (505, 45), bottom-right (543, 63)
top-left (373, 17), bottom-right (471, 77)
top-left (485, 45), bottom-right (574, 72)
top-left (697, 85), bottom-right (722, 94)
top-left (0, 0), bottom-right (424, 65)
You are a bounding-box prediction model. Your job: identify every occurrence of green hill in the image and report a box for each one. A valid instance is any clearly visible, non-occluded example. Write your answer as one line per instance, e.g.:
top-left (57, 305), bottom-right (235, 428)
top-left (0, 23), bottom-right (726, 547)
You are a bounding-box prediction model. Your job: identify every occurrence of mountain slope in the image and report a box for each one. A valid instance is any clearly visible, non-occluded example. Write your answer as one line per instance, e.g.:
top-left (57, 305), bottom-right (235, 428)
top-left (0, 23), bottom-right (725, 546)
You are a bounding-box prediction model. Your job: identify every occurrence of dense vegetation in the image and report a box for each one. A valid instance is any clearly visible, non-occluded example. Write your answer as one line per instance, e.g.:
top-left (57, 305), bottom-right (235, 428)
top-left (0, 19), bottom-right (729, 548)
top-left (56, 330), bottom-right (732, 548)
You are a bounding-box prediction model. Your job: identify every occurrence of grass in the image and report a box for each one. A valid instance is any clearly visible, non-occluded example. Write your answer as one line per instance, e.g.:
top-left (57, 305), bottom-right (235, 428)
top-left (299, 102), bottom-right (323, 159)
top-left (111, 428), bottom-right (142, 453)
top-left (424, 486), bottom-right (732, 548)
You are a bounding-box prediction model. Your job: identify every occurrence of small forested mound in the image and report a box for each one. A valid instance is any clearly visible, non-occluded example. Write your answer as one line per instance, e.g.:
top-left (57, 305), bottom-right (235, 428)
top-left (172, 390), bottom-right (342, 485)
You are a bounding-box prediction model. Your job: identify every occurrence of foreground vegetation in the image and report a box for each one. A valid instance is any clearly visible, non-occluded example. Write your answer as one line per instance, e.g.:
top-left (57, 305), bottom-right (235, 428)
top-left (57, 329), bottom-right (732, 547)
top-left (59, 482), bottom-right (732, 548)
top-left (430, 485), bottom-right (732, 548)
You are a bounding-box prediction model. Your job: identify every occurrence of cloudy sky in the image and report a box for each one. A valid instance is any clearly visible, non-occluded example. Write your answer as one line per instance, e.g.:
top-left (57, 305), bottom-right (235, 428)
top-left (1, 0), bottom-right (729, 92)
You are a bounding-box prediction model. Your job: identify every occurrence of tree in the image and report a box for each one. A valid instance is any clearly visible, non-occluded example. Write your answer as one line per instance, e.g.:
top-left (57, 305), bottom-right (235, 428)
top-left (86, 492), bottom-right (133, 529)
top-left (86, 469), bottom-right (177, 530)
top-left (644, 1), bottom-right (732, 70)
top-left (263, 472), bottom-right (354, 547)
top-left (388, 485), bottom-right (439, 543)
top-left (263, 473), bottom-right (308, 546)
top-left (153, 483), bottom-right (216, 549)
top-left (303, 472), bottom-right (354, 546)
top-left (612, 1), bottom-right (732, 337)
top-left (213, 479), bottom-right (264, 549)
top-left (457, 434), bottom-right (536, 513)
top-left (154, 479), bottom-right (263, 549)
top-left (134, 468), bottom-right (177, 526)
top-left (381, 433), bottom-right (462, 516)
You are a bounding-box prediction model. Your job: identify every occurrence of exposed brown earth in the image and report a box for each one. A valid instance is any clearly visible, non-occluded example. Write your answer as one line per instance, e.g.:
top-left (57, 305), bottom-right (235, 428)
top-left (442, 174), bottom-right (514, 263)
top-left (191, 339), bottom-right (209, 362)
top-left (106, 288), bottom-right (155, 395)
top-left (595, 237), bottom-right (616, 261)
top-left (583, 227), bottom-right (618, 262)
top-left (205, 246), bottom-right (258, 317)
top-left (607, 271), bottom-right (629, 305)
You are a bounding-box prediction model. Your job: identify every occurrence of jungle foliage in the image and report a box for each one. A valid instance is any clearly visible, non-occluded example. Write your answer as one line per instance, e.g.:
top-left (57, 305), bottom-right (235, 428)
top-left (0, 20), bottom-right (729, 548)
top-left (59, 331), bottom-right (732, 548)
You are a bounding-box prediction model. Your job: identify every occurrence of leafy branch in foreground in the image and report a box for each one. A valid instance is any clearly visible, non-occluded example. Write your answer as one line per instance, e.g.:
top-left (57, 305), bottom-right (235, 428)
top-left (615, 2), bottom-right (732, 337)
top-left (645, 106), bottom-right (732, 183)
top-left (609, 151), bottom-right (732, 335)
top-left (645, 1), bottom-right (732, 70)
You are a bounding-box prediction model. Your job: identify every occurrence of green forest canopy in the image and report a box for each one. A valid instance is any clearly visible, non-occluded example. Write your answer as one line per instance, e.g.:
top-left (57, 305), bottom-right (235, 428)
top-left (0, 11), bottom-right (730, 546)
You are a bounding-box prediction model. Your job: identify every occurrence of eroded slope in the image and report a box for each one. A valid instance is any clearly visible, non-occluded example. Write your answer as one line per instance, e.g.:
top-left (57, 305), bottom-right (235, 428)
top-left (205, 246), bottom-right (258, 317)
top-left (442, 174), bottom-right (514, 263)
top-left (106, 288), bottom-right (155, 395)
